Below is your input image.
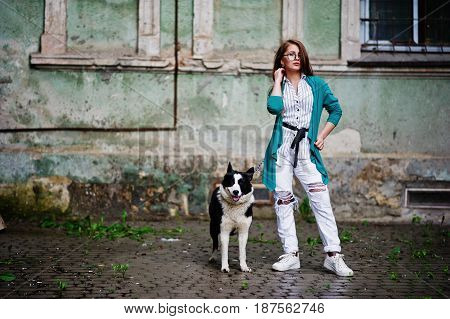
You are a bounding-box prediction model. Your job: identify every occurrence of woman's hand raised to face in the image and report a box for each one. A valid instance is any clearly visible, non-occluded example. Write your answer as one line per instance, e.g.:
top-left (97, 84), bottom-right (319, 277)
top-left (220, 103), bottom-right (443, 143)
top-left (274, 67), bottom-right (285, 84)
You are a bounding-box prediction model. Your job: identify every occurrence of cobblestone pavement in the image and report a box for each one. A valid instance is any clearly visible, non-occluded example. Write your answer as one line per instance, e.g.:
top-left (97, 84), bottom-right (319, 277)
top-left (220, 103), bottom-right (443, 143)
top-left (0, 217), bottom-right (449, 299)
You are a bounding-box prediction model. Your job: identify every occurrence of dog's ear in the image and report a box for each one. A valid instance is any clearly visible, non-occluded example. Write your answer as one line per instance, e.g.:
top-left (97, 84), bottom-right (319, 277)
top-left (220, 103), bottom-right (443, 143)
top-left (227, 162), bottom-right (233, 174)
top-left (246, 167), bottom-right (255, 181)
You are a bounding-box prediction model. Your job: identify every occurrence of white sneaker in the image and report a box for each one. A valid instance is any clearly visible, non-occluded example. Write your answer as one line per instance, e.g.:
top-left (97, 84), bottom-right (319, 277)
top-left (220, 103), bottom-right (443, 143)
top-left (272, 252), bottom-right (300, 271)
top-left (323, 253), bottom-right (354, 277)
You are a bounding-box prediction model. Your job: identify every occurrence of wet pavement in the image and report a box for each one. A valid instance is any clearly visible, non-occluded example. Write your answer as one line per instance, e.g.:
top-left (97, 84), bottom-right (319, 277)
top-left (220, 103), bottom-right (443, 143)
top-left (0, 217), bottom-right (449, 299)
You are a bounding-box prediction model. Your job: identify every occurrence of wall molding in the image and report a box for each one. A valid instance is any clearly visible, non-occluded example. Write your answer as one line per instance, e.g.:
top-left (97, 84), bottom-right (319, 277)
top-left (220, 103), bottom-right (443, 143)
top-left (40, 0), bottom-right (67, 55)
top-left (138, 0), bottom-right (161, 57)
top-left (282, 0), bottom-right (303, 41)
top-left (340, 0), bottom-right (361, 62)
top-left (192, 0), bottom-right (214, 58)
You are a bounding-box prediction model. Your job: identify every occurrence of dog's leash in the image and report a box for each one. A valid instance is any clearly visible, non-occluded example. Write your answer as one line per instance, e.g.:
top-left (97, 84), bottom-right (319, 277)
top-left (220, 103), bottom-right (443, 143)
top-left (253, 158), bottom-right (265, 178)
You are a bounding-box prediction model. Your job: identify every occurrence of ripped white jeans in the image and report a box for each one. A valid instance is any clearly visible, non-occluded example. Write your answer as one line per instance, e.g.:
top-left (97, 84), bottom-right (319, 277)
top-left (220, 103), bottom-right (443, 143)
top-left (274, 149), bottom-right (341, 254)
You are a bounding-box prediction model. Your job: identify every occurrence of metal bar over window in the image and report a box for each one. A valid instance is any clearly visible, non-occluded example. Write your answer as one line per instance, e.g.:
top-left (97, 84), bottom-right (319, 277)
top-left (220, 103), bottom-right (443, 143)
top-left (360, 0), bottom-right (450, 52)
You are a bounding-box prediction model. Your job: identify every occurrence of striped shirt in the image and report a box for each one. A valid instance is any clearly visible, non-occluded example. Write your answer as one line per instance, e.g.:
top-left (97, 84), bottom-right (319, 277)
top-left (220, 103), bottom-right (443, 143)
top-left (278, 73), bottom-right (313, 162)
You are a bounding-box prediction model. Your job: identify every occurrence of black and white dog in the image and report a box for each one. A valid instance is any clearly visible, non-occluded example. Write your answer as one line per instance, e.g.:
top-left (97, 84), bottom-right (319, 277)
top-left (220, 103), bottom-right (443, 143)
top-left (209, 162), bottom-right (255, 272)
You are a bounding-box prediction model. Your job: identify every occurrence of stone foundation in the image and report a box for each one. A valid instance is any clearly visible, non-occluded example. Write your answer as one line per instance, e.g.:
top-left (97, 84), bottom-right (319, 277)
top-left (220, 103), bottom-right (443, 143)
top-left (0, 151), bottom-right (448, 223)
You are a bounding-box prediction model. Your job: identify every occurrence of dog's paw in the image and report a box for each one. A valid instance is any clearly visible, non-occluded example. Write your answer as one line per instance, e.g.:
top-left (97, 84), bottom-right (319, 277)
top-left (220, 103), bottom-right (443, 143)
top-left (240, 265), bottom-right (252, 272)
top-left (221, 266), bottom-right (230, 273)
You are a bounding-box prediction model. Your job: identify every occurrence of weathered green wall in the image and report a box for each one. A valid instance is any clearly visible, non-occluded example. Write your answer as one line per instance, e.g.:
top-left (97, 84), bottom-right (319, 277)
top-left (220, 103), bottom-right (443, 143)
top-left (321, 76), bottom-right (450, 154)
top-left (2, 69), bottom-right (448, 178)
top-left (67, 0), bottom-right (175, 56)
top-left (303, 0), bottom-right (341, 60)
top-left (212, 0), bottom-right (281, 60)
top-left (4, 69), bottom-right (175, 128)
top-left (160, 0), bottom-right (176, 56)
top-left (177, 0), bottom-right (193, 57)
top-left (5, 0), bottom-right (445, 152)
top-left (67, 0), bottom-right (138, 55)
top-left (1, 0), bottom-right (174, 129)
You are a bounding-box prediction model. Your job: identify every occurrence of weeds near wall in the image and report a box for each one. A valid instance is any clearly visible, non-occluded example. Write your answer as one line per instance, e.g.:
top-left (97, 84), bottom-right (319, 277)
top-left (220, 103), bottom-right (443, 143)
top-left (39, 211), bottom-right (187, 241)
top-left (40, 211), bottom-right (152, 241)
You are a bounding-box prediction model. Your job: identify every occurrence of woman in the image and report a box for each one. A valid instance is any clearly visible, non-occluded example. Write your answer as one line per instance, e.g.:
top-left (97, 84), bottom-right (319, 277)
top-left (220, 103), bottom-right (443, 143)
top-left (262, 39), bottom-right (353, 276)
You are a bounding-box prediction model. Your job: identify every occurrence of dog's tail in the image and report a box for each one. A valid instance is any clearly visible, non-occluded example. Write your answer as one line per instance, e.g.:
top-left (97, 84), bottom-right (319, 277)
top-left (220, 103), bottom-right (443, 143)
top-left (212, 234), bottom-right (219, 252)
top-left (210, 222), bottom-right (219, 254)
top-left (209, 232), bottom-right (219, 263)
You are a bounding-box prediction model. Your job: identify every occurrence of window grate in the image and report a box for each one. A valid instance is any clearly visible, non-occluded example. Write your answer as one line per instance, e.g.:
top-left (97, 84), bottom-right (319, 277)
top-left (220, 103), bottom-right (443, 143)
top-left (360, 0), bottom-right (450, 53)
top-left (405, 188), bottom-right (450, 209)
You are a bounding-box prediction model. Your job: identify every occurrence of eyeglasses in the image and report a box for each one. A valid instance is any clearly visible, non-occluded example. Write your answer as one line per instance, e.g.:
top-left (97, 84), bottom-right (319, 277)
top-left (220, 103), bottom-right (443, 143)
top-left (283, 52), bottom-right (301, 61)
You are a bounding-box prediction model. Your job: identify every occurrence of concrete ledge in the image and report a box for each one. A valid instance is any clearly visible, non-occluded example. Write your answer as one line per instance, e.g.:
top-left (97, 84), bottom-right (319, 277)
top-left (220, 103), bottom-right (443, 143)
top-left (30, 54), bottom-right (174, 71)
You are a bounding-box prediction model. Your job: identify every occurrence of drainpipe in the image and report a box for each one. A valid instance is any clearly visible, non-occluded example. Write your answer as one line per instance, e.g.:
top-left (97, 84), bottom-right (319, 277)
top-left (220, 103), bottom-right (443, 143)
top-left (173, 0), bottom-right (179, 128)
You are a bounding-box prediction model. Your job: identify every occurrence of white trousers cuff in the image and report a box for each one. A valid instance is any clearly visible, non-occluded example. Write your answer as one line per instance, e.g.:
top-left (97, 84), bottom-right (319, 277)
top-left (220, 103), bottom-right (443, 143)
top-left (323, 245), bottom-right (341, 253)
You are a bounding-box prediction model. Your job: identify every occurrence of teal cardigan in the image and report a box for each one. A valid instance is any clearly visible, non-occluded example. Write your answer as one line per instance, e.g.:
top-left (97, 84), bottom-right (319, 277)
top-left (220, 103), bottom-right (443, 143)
top-left (262, 75), bottom-right (343, 192)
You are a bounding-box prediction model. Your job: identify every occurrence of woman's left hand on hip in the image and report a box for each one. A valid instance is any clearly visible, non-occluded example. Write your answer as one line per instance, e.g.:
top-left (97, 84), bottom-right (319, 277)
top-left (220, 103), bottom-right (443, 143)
top-left (314, 137), bottom-right (324, 150)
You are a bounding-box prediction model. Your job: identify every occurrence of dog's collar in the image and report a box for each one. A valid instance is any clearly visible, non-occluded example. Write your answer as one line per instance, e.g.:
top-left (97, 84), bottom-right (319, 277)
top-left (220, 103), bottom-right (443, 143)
top-left (218, 184), bottom-right (253, 205)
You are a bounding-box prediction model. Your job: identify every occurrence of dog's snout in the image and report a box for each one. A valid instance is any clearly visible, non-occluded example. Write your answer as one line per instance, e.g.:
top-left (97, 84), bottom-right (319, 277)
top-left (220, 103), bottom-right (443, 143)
top-left (232, 190), bottom-right (239, 195)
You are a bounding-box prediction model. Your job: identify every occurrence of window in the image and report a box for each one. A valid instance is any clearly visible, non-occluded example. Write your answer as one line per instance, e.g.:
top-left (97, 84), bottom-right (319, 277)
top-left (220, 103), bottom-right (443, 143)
top-left (31, 0), bottom-right (170, 70)
top-left (360, 0), bottom-right (450, 52)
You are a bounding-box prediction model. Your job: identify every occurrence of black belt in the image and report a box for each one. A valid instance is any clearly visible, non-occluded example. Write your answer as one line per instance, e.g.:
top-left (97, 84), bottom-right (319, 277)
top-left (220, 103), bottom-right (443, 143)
top-left (282, 122), bottom-right (308, 168)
